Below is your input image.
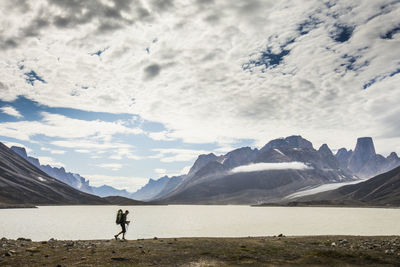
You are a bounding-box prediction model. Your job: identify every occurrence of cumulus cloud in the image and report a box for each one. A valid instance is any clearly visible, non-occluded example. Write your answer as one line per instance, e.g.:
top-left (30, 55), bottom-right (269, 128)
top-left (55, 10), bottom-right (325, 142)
top-left (0, 0), bottom-right (400, 155)
top-left (97, 163), bottom-right (123, 171)
top-left (0, 112), bottom-right (142, 141)
top-left (37, 156), bottom-right (65, 168)
top-left (231, 162), bottom-right (312, 173)
top-left (41, 147), bottom-right (66, 154)
top-left (0, 106), bottom-right (23, 118)
top-left (150, 148), bottom-right (212, 162)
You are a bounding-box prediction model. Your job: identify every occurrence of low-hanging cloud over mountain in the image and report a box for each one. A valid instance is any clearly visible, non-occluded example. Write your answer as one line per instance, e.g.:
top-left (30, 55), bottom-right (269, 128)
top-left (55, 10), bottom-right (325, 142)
top-left (231, 162), bottom-right (312, 173)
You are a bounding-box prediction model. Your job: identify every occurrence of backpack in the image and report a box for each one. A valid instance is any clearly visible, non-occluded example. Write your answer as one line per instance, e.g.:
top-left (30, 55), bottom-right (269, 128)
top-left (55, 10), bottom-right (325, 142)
top-left (116, 209), bottom-right (123, 224)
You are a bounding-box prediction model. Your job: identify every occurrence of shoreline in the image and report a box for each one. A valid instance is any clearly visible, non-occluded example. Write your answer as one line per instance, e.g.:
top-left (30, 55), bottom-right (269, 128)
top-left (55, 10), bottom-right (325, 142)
top-left (1, 236), bottom-right (400, 266)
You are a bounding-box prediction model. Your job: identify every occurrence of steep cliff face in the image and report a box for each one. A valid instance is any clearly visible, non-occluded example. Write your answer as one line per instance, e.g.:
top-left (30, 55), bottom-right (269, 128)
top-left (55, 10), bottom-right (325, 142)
top-left (348, 137), bottom-right (376, 175)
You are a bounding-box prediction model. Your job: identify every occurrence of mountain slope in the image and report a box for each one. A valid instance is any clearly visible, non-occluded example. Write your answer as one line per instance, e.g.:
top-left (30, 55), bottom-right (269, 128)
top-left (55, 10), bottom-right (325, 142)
top-left (0, 142), bottom-right (107, 205)
top-left (295, 165), bottom-right (400, 206)
top-left (10, 146), bottom-right (140, 199)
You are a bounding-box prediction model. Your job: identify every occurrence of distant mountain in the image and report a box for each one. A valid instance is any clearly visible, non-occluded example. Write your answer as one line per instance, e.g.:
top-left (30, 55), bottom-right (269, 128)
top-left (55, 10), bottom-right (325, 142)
top-left (335, 137), bottom-right (400, 178)
top-left (102, 196), bottom-right (148, 205)
top-left (131, 175), bottom-right (184, 201)
top-left (149, 136), bottom-right (357, 204)
top-left (10, 146), bottom-right (140, 199)
top-left (11, 146), bottom-right (93, 194)
top-left (0, 142), bottom-right (107, 205)
top-left (92, 185), bottom-right (134, 198)
top-left (294, 165), bottom-right (400, 206)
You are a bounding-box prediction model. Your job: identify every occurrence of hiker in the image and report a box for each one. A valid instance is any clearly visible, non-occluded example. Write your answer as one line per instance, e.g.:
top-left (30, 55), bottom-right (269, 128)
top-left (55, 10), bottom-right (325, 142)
top-left (114, 210), bottom-right (130, 240)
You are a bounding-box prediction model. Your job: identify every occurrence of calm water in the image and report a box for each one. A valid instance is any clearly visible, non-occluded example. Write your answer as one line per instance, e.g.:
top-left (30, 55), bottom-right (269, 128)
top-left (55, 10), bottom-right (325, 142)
top-left (1, 205), bottom-right (400, 241)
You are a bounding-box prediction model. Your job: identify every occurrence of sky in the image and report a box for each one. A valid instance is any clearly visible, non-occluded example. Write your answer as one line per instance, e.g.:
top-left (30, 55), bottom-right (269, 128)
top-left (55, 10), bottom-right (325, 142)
top-left (0, 0), bottom-right (399, 192)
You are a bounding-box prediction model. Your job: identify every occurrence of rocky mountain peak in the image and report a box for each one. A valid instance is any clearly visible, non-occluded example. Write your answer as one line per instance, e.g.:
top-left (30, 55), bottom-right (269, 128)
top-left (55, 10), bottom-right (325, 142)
top-left (10, 146), bottom-right (28, 158)
top-left (355, 137), bottom-right (376, 156)
top-left (222, 147), bottom-right (259, 169)
top-left (387, 152), bottom-right (399, 161)
top-left (188, 153), bottom-right (218, 175)
top-left (318, 144), bottom-right (333, 156)
top-left (260, 135), bottom-right (313, 153)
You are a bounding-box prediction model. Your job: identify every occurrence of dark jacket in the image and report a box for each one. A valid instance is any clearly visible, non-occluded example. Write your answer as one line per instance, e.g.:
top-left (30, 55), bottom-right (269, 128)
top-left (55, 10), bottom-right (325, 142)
top-left (121, 213), bottom-right (128, 224)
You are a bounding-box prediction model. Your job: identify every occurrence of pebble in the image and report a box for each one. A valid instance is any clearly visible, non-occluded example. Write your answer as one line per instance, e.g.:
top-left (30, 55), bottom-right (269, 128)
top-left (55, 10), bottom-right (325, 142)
top-left (331, 242), bottom-right (337, 247)
top-left (153, 237), bottom-right (158, 240)
top-left (26, 247), bottom-right (40, 253)
top-left (17, 237), bottom-right (31, 242)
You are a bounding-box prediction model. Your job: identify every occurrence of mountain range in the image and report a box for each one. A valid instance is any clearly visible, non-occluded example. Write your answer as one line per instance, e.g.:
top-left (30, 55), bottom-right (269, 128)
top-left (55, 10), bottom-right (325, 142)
top-left (0, 142), bottom-right (107, 205)
top-left (0, 142), bottom-right (148, 206)
top-left (3, 135), bottom-right (399, 206)
top-left (133, 136), bottom-right (400, 204)
top-left (10, 146), bottom-right (137, 198)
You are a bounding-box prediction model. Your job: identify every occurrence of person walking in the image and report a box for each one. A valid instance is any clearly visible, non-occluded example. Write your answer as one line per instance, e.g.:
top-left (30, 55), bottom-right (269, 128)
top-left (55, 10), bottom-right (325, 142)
top-left (115, 210), bottom-right (130, 240)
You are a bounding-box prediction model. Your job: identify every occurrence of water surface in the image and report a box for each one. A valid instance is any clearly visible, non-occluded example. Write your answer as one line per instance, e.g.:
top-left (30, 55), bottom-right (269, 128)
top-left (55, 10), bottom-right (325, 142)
top-left (0, 205), bottom-right (399, 241)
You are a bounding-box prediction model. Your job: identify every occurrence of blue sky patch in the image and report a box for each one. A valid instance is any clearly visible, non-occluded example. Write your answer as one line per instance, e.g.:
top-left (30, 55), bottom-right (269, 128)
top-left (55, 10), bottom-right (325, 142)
top-left (381, 25), bottom-right (400, 39)
top-left (89, 47), bottom-right (109, 57)
top-left (298, 16), bottom-right (321, 35)
top-left (24, 70), bottom-right (47, 86)
top-left (332, 24), bottom-right (354, 43)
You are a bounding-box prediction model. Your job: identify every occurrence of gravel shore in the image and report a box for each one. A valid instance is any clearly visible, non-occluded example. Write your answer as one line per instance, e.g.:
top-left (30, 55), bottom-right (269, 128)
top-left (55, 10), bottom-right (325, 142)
top-left (1, 236), bottom-right (400, 266)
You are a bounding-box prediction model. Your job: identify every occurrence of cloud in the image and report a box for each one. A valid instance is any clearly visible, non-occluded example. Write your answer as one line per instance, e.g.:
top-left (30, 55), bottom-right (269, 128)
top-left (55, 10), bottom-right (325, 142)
top-left (0, 106), bottom-right (23, 118)
top-left (154, 168), bottom-right (167, 176)
top-left (97, 163), bottom-right (123, 171)
top-left (231, 162), bottom-right (312, 173)
top-left (83, 174), bottom-right (149, 192)
top-left (108, 147), bottom-right (142, 160)
top-left (40, 147), bottom-right (66, 154)
top-left (75, 149), bottom-right (91, 153)
top-left (0, 112), bottom-right (142, 141)
top-left (0, 0), bottom-right (400, 156)
top-left (37, 156), bottom-right (65, 168)
top-left (150, 148), bottom-right (211, 162)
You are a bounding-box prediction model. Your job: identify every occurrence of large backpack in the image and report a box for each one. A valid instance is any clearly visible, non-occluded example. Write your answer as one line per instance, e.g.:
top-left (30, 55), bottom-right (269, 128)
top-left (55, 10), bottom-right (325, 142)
top-left (116, 209), bottom-right (123, 224)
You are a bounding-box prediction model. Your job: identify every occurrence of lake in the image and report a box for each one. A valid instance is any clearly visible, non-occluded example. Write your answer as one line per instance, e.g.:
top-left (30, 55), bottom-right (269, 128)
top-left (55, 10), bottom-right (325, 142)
top-left (1, 205), bottom-right (400, 241)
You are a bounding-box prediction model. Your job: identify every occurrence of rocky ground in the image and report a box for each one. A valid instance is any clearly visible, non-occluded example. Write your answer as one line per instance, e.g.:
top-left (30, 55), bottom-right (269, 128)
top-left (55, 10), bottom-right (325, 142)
top-left (1, 236), bottom-right (400, 266)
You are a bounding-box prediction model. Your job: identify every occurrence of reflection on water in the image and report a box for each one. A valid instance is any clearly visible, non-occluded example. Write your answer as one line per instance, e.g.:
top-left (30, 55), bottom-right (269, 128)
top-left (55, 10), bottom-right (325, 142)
top-left (0, 205), bottom-right (399, 241)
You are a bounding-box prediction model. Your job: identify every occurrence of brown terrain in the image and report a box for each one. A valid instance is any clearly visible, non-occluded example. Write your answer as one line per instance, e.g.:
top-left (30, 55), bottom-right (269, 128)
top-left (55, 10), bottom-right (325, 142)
top-left (2, 236), bottom-right (400, 266)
